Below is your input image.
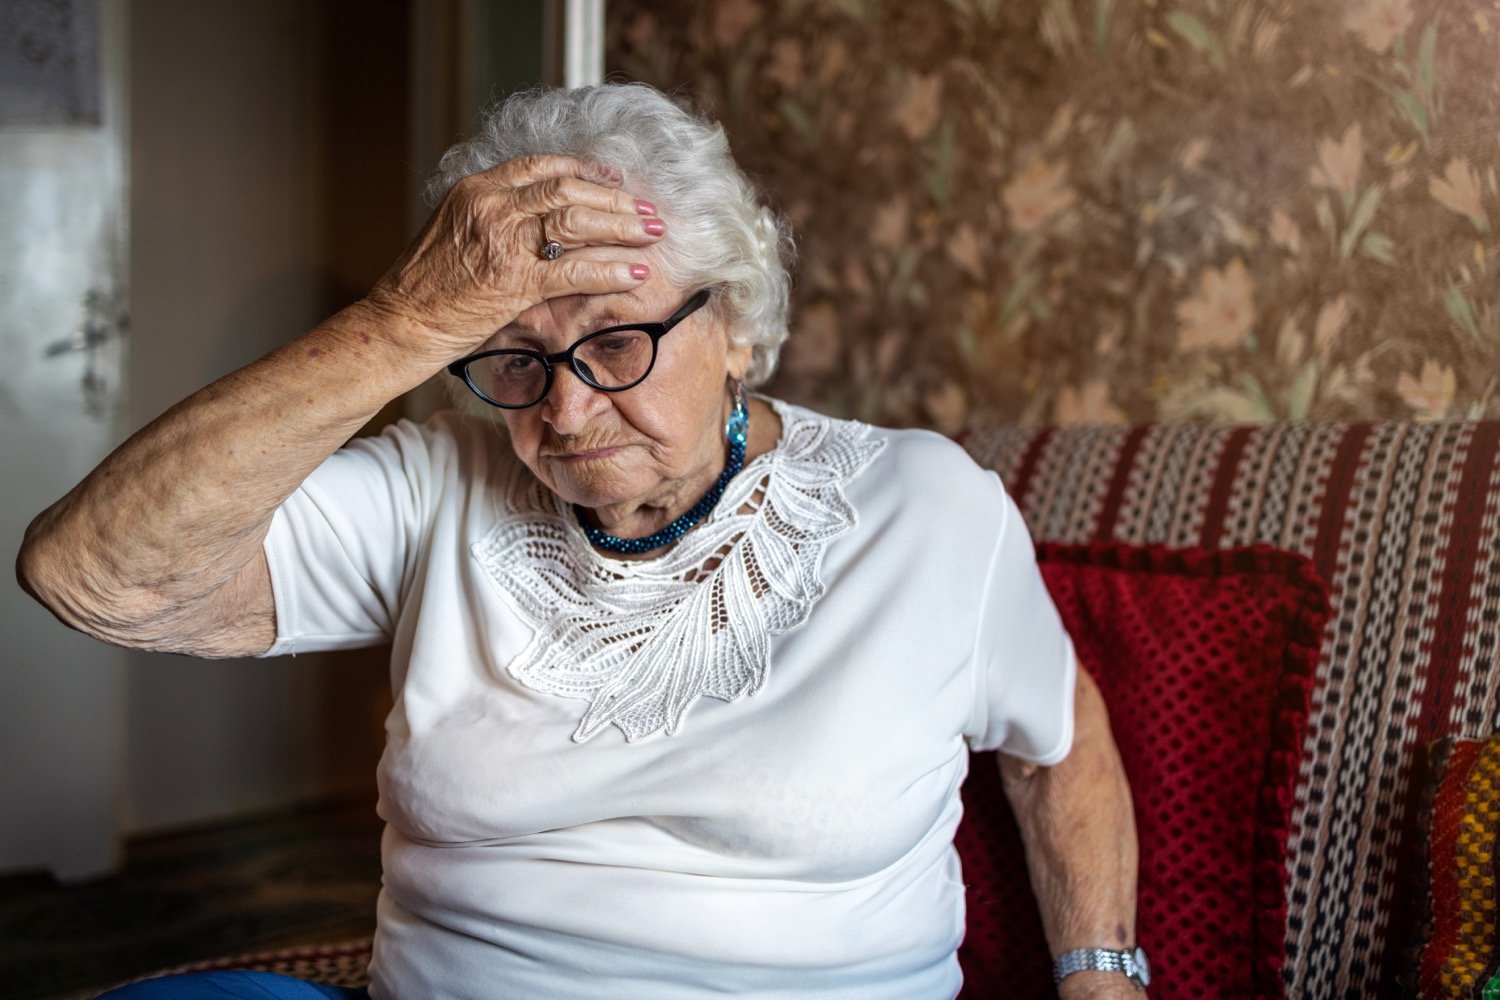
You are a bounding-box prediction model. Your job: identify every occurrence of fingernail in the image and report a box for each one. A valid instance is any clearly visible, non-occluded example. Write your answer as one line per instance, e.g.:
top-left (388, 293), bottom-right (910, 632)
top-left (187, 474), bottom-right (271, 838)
top-left (630, 264), bottom-right (650, 280)
top-left (643, 218), bottom-right (665, 236)
top-left (635, 200), bottom-right (656, 216)
top-left (597, 164), bottom-right (622, 182)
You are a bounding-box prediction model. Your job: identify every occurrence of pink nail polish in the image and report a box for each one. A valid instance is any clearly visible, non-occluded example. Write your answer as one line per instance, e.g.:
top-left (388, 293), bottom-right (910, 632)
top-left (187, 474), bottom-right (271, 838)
top-left (635, 200), bottom-right (657, 216)
top-left (643, 219), bottom-right (665, 236)
top-left (630, 264), bottom-right (650, 280)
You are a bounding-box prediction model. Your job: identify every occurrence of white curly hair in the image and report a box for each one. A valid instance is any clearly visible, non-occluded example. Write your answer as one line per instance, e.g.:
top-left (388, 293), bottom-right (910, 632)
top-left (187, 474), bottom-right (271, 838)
top-left (428, 83), bottom-right (795, 387)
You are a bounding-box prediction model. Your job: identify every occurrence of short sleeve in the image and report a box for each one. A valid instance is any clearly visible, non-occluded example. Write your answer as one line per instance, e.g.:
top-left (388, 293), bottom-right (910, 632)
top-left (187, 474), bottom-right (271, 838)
top-left (964, 479), bottom-right (1077, 763)
top-left (258, 419), bottom-right (437, 657)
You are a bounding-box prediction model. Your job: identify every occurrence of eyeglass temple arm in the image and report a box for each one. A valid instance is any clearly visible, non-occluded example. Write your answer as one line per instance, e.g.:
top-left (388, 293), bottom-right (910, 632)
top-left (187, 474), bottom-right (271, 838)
top-left (664, 289), bottom-right (713, 329)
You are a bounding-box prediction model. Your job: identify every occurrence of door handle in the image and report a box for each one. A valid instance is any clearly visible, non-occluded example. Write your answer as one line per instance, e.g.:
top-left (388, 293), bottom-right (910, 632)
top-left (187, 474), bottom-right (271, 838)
top-left (43, 288), bottom-right (129, 357)
top-left (41, 287), bottom-right (128, 418)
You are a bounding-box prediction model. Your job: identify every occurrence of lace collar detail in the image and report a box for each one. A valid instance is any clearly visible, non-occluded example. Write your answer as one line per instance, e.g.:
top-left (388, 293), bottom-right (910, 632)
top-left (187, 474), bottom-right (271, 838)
top-left (471, 400), bottom-right (886, 743)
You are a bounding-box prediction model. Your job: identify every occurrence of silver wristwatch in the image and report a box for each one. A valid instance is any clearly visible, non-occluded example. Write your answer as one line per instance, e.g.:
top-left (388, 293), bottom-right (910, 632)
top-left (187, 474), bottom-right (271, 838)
top-left (1053, 946), bottom-right (1151, 990)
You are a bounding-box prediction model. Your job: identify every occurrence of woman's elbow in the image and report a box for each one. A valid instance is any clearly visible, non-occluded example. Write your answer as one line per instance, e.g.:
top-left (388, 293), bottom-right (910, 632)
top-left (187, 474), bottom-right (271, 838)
top-left (17, 511), bottom-right (71, 616)
top-left (16, 513), bottom-right (147, 644)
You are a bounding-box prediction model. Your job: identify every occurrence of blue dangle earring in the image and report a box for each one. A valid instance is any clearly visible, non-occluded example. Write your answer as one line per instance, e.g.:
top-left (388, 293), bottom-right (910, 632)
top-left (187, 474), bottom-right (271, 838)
top-left (577, 382), bottom-right (750, 556)
top-left (725, 380), bottom-right (749, 454)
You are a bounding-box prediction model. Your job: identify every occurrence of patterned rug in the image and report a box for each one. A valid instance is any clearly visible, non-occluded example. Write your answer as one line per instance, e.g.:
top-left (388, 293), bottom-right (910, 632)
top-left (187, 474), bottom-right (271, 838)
top-left (122, 939), bottom-right (374, 993)
top-left (0, 799), bottom-right (380, 1000)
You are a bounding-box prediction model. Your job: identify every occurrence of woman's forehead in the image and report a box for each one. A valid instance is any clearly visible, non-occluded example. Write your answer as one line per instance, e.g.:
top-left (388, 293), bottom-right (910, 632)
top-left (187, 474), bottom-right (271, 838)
top-left (490, 281), bottom-right (686, 346)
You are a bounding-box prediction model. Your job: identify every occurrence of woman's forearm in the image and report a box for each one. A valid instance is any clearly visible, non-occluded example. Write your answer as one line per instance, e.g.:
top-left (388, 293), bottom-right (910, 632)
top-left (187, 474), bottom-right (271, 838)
top-left (16, 300), bottom-right (434, 656)
top-left (1000, 667), bottom-right (1142, 998)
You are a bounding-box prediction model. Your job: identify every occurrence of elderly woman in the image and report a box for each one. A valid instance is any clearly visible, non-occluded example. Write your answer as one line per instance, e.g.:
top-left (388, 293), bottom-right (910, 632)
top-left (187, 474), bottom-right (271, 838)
top-left (20, 84), bottom-right (1143, 999)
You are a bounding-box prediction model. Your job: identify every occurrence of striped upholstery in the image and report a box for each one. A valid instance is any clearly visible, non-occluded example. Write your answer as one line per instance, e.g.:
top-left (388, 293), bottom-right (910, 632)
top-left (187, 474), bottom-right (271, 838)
top-left (962, 420), bottom-right (1500, 997)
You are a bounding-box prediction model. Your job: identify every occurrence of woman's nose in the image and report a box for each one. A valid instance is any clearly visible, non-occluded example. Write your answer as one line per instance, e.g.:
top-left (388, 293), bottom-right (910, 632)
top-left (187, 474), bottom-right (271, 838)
top-left (540, 364), bottom-right (609, 434)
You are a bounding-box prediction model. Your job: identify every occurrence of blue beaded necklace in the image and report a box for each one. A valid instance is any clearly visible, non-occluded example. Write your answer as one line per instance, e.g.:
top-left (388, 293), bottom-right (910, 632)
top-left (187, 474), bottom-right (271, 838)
top-left (576, 393), bottom-right (749, 556)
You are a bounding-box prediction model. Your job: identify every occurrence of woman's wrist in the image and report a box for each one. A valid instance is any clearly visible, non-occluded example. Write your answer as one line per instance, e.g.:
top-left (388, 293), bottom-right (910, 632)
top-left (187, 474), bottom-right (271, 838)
top-left (286, 298), bottom-right (457, 413)
top-left (1056, 969), bottom-right (1145, 998)
top-left (352, 288), bottom-right (481, 367)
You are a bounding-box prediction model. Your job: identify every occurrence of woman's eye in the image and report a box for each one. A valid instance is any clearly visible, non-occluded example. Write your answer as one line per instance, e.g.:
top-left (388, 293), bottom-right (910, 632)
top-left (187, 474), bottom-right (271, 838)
top-left (596, 336), bottom-right (635, 353)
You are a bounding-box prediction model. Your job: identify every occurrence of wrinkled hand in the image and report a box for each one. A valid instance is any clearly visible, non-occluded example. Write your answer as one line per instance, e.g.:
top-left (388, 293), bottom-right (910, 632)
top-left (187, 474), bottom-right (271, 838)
top-left (364, 155), bottom-right (664, 366)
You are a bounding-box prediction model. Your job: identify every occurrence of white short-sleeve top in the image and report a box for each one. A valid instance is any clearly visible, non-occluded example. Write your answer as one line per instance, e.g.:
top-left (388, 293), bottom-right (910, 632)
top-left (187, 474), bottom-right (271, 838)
top-left (261, 398), bottom-right (1075, 1000)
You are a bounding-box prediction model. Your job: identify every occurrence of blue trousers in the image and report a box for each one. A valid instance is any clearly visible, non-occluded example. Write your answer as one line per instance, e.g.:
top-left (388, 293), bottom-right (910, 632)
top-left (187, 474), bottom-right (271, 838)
top-left (95, 970), bottom-right (369, 999)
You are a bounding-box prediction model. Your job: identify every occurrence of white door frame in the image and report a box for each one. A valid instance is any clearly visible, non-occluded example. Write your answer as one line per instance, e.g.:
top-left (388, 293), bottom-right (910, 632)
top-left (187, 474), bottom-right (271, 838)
top-left (561, 0), bottom-right (603, 88)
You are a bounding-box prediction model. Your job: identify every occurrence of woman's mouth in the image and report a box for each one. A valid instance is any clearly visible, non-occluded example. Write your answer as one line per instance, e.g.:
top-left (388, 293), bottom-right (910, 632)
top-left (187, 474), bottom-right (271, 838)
top-left (544, 445), bottom-right (625, 462)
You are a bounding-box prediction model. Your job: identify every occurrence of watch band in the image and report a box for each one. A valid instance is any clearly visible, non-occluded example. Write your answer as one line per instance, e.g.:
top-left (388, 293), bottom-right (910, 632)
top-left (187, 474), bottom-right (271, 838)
top-left (1053, 946), bottom-right (1151, 989)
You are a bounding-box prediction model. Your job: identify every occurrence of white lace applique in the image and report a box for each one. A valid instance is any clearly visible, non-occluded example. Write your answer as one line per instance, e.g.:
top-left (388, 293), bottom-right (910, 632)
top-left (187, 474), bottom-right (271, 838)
top-left (471, 401), bottom-right (886, 743)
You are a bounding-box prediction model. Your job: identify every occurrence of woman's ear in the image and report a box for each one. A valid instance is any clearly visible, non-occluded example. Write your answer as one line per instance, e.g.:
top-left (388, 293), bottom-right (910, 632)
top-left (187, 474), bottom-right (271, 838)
top-left (725, 333), bottom-right (754, 383)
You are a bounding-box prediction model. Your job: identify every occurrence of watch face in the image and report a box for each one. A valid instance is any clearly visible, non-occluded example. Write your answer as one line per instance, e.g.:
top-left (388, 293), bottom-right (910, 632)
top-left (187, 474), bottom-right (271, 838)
top-left (1132, 947), bottom-right (1151, 986)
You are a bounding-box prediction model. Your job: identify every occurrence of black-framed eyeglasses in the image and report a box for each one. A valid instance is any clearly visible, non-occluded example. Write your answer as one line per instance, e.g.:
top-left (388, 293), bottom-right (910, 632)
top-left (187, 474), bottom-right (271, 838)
top-left (447, 290), bottom-right (712, 410)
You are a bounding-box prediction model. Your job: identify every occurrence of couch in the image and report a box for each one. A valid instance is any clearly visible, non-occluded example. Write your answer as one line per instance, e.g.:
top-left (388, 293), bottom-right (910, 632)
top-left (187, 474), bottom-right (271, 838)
top-left (957, 419), bottom-right (1500, 998)
top-left (116, 419), bottom-right (1500, 999)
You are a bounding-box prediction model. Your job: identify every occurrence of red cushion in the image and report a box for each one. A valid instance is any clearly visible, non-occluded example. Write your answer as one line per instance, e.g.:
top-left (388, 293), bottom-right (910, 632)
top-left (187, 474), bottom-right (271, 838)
top-left (956, 543), bottom-right (1328, 999)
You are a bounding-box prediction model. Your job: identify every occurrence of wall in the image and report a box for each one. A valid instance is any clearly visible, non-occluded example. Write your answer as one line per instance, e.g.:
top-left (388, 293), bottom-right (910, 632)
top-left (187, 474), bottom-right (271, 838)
top-left (0, 0), bottom-right (129, 880)
top-left (606, 0), bottom-right (1500, 429)
top-left (125, 0), bottom-right (403, 834)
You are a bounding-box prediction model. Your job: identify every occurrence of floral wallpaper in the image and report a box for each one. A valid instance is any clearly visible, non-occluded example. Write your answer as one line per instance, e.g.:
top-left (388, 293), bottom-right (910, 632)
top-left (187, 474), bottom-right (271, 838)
top-left (606, 0), bottom-right (1500, 429)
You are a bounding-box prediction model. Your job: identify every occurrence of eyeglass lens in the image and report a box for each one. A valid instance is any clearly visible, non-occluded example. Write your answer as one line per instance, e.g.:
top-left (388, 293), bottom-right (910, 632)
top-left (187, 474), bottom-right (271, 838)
top-left (464, 328), bottom-right (657, 407)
